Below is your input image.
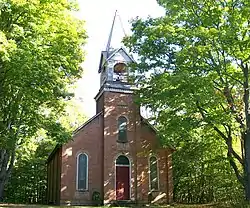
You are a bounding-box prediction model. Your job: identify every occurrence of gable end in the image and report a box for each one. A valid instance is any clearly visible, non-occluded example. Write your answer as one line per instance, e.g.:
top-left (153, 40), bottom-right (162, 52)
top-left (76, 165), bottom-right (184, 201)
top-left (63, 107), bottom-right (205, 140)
top-left (106, 47), bottom-right (135, 63)
top-left (73, 111), bottom-right (103, 135)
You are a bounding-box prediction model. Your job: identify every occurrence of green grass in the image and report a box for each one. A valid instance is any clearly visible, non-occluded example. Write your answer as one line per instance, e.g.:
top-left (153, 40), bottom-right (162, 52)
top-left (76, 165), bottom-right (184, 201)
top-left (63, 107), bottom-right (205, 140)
top-left (0, 206), bottom-right (107, 208)
top-left (0, 204), bottom-right (232, 208)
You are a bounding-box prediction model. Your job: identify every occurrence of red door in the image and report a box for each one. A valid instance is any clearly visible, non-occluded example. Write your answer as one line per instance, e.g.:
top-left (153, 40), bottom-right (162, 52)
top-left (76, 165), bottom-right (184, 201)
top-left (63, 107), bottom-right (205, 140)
top-left (116, 166), bottom-right (130, 200)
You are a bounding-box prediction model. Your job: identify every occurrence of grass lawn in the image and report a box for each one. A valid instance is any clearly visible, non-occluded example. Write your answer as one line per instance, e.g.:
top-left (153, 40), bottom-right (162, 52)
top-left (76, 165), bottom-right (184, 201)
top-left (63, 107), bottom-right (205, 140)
top-left (0, 204), bottom-right (232, 208)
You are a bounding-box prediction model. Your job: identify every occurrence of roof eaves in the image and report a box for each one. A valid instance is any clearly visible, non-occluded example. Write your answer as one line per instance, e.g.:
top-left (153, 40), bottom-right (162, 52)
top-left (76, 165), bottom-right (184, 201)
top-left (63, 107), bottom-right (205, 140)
top-left (47, 112), bottom-right (103, 163)
top-left (106, 48), bottom-right (120, 61)
top-left (120, 47), bottom-right (136, 63)
top-left (47, 144), bottom-right (61, 163)
top-left (73, 111), bottom-right (103, 135)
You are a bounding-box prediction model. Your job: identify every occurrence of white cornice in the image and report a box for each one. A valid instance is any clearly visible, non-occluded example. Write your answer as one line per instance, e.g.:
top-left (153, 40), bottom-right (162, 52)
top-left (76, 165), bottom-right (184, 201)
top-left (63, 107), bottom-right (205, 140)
top-left (94, 87), bottom-right (134, 101)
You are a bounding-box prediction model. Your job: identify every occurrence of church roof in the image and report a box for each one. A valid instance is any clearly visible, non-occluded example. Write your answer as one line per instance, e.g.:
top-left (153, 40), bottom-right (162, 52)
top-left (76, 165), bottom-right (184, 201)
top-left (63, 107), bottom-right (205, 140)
top-left (141, 116), bottom-right (158, 134)
top-left (98, 47), bottom-right (135, 73)
top-left (98, 11), bottom-right (135, 73)
top-left (47, 111), bottom-right (103, 163)
top-left (106, 47), bottom-right (136, 62)
top-left (73, 111), bottom-right (103, 135)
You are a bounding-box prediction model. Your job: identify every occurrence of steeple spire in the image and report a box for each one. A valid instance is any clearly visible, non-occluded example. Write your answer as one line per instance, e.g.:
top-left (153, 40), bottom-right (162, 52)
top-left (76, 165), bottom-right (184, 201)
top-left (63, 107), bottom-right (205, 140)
top-left (106, 10), bottom-right (117, 56)
top-left (97, 10), bottom-right (135, 92)
top-left (106, 10), bottom-right (127, 57)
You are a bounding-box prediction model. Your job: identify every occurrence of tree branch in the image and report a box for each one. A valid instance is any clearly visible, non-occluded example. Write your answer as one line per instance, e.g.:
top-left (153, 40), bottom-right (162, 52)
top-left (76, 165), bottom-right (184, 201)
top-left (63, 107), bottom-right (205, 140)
top-left (196, 99), bottom-right (243, 165)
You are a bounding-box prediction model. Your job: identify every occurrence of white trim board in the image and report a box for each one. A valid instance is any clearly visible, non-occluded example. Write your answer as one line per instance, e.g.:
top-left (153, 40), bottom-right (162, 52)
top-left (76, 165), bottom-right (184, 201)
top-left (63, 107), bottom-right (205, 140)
top-left (76, 152), bottom-right (89, 191)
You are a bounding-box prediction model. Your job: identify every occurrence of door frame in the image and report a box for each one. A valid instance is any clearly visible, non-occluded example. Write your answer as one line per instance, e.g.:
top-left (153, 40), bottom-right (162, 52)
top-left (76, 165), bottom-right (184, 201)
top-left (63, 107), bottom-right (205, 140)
top-left (115, 155), bottom-right (131, 200)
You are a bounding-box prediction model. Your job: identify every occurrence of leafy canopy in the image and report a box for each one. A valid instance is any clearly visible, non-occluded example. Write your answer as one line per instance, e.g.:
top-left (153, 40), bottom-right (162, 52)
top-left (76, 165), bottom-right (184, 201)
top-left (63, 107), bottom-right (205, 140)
top-left (0, 0), bottom-right (87, 199)
top-left (0, 0), bottom-right (87, 147)
top-left (124, 0), bottom-right (250, 200)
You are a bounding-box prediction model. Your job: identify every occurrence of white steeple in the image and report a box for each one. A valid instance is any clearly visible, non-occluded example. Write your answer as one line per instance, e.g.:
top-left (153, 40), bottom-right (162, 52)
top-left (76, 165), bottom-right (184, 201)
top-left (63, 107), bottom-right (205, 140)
top-left (98, 11), bottom-right (135, 88)
top-left (106, 10), bottom-right (127, 57)
top-left (94, 11), bottom-right (136, 103)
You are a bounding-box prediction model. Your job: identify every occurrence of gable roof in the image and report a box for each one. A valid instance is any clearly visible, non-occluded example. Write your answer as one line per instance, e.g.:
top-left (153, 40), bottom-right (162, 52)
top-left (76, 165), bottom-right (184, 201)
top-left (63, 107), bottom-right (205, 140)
top-left (106, 47), bottom-right (136, 63)
top-left (98, 48), bottom-right (136, 73)
top-left (47, 111), bottom-right (103, 163)
top-left (73, 111), bottom-right (103, 135)
top-left (47, 143), bottom-right (61, 163)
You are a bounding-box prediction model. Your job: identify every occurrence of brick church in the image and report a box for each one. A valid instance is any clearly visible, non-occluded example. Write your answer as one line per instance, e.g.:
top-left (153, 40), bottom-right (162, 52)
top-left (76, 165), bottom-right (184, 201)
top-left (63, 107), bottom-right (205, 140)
top-left (47, 14), bottom-right (174, 206)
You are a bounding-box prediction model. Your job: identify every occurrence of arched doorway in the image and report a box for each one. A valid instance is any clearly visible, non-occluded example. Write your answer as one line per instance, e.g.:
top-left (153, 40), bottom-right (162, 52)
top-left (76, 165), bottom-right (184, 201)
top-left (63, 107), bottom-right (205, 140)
top-left (115, 155), bottom-right (130, 200)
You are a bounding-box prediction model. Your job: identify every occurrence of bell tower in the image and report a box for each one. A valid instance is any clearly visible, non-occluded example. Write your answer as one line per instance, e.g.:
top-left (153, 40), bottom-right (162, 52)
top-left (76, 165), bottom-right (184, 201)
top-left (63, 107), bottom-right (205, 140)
top-left (94, 11), bottom-right (141, 203)
top-left (95, 11), bottom-right (135, 113)
top-left (95, 41), bottom-right (139, 200)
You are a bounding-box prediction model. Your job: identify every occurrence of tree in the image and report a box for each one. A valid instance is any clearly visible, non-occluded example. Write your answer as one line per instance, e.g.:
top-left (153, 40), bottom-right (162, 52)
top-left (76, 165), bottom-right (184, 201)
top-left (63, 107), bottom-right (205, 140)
top-left (172, 130), bottom-right (242, 203)
top-left (124, 0), bottom-right (250, 201)
top-left (4, 138), bottom-right (52, 204)
top-left (4, 98), bottom-right (87, 204)
top-left (0, 0), bottom-right (86, 199)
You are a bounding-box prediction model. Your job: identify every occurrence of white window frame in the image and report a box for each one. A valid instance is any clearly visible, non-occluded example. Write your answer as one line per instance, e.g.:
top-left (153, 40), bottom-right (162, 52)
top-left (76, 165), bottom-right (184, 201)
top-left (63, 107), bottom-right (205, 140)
top-left (117, 116), bottom-right (128, 143)
top-left (76, 153), bottom-right (88, 191)
top-left (148, 155), bottom-right (159, 191)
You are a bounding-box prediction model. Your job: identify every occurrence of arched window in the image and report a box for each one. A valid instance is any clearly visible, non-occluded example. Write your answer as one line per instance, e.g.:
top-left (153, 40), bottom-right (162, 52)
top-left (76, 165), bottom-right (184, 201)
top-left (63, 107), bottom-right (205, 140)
top-left (113, 62), bottom-right (127, 82)
top-left (117, 116), bottom-right (128, 143)
top-left (149, 156), bottom-right (159, 191)
top-left (77, 153), bottom-right (88, 190)
top-left (116, 155), bottom-right (129, 165)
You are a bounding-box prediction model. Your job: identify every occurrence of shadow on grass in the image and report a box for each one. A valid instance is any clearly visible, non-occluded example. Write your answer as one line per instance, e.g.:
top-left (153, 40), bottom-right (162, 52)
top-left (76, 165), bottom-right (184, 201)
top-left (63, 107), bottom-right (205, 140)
top-left (0, 203), bottom-right (240, 208)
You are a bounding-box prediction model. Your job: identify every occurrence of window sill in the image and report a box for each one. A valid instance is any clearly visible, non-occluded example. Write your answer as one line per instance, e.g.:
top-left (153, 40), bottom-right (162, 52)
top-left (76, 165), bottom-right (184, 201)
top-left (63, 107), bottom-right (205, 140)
top-left (77, 189), bottom-right (89, 192)
top-left (116, 141), bottom-right (128, 143)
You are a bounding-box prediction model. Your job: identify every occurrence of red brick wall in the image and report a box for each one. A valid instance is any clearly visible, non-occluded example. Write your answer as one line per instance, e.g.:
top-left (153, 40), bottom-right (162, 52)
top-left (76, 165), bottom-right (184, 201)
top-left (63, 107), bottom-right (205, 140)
top-left (137, 123), bottom-right (173, 204)
top-left (102, 91), bottom-right (173, 204)
top-left (103, 91), bottom-right (139, 203)
top-left (57, 90), bottom-right (173, 205)
top-left (60, 114), bottom-right (103, 205)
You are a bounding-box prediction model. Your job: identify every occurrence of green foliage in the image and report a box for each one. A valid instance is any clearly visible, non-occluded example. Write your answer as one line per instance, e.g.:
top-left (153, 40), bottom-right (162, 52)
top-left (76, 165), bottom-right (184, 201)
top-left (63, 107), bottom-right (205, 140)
top-left (173, 133), bottom-right (243, 203)
top-left (4, 139), bottom-right (54, 204)
top-left (92, 191), bottom-right (102, 206)
top-left (4, 98), bottom-right (86, 204)
top-left (0, 0), bottom-right (87, 200)
top-left (0, 0), bottom-right (86, 146)
top-left (124, 0), bottom-right (250, 202)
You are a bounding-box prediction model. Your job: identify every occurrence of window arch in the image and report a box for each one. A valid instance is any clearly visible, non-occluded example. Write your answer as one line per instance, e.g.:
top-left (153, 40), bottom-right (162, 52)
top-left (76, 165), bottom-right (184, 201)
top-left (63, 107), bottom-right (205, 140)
top-left (117, 116), bottom-right (128, 143)
top-left (149, 156), bottom-right (159, 191)
top-left (113, 62), bottom-right (128, 82)
top-left (116, 155), bottom-right (130, 165)
top-left (76, 153), bottom-right (88, 191)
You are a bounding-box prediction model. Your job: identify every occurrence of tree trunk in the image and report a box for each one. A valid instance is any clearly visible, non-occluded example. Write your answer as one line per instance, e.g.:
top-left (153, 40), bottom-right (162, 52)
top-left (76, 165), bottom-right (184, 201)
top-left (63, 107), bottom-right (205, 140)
top-left (0, 149), bottom-right (15, 201)
top-left (242, 62), bottom-right (250, 201)
top-left (244, 131), bottom-right (250, 201)
top-left (0, 179), bottom-right (5, 201)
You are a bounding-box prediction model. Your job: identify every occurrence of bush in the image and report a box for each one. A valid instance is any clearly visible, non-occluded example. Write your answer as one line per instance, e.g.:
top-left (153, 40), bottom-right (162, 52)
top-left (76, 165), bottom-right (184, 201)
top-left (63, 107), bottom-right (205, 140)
top-left (92, 191), bottom-right (102, 206)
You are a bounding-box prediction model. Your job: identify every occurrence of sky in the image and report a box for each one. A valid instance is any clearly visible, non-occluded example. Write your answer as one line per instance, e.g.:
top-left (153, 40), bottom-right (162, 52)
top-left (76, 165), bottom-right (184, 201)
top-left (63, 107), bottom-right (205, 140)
top-left (75, 0), bottom-right (165, 118)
